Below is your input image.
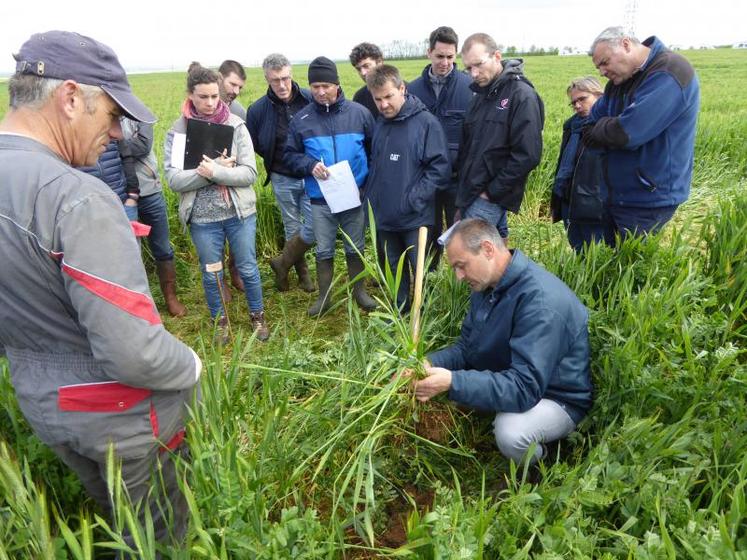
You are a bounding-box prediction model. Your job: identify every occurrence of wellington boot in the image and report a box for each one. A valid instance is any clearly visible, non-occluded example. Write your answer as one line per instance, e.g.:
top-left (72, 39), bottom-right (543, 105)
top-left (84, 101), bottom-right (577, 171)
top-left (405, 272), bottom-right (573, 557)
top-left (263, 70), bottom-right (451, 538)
top-left (270, 234), bottom-right (314, 292)
top-left (346, 255), bottom-right (377, 312)
top-left (227, 253), bottom-right (244, 292)
top-left (308, 259), bottom-right (334, 317)
top-left (155, 260), bottom-right (187, 318)
top-left (295, 258), bottom-right (315, 292)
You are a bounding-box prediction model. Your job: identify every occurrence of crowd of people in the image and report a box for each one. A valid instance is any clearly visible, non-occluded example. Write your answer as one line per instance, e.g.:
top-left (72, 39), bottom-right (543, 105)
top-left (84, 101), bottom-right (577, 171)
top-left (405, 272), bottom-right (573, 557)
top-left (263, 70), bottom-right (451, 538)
top-left (0, 24), bottom-right (700, 548)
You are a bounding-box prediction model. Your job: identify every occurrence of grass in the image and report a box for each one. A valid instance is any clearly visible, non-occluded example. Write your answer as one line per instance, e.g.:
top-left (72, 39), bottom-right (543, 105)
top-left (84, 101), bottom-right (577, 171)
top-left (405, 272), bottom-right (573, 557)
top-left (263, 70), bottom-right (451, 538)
top-left (0, 49), bottom-right (746, 558)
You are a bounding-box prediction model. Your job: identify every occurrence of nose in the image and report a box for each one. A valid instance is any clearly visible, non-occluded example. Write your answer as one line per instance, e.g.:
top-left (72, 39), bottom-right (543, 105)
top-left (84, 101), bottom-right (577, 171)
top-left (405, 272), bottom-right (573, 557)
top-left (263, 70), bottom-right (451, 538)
top-left (470, 67), bottom-right (480, 79)
top-left (109, 118), bottom-right (123, 140)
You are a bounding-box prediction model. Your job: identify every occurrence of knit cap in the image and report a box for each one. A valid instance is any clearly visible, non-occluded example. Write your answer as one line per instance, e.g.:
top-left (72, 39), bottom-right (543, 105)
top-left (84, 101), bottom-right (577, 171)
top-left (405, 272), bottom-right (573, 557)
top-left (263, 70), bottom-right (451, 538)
top-left (308, 56), bottom-right (339, 85)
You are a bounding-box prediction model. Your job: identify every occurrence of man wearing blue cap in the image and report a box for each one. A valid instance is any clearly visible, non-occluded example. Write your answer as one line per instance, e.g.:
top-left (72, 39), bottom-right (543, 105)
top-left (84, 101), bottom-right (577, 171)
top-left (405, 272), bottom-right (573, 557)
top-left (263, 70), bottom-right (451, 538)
top-left (0, 31), bottom-right (201, 545)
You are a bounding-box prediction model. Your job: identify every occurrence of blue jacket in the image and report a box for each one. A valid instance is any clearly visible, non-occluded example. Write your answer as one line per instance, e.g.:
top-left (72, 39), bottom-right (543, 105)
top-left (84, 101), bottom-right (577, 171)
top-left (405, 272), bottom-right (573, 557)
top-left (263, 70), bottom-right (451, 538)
top-left (428, 249), bottom-right (593, 424)
top-left (78, 141), bottom-right (127, 202)
top-left (364, 95), bottom-right (451, 231)
top-left (587, 36), bottom-right (700, 208)
top-left (246, 82), bottom-right (312, 185)
top-left (407, 64), bottom-right (473, 170)
top-left (284, 88), bottom-right (375, 202)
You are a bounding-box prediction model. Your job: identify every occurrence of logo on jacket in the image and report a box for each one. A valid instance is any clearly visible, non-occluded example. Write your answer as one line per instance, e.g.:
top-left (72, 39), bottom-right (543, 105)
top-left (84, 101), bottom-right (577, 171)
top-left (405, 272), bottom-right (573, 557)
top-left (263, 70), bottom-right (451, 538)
top-left (497, 98), bottom-right (509, 110)
top-left (389, 153), bottom-right (400, 162)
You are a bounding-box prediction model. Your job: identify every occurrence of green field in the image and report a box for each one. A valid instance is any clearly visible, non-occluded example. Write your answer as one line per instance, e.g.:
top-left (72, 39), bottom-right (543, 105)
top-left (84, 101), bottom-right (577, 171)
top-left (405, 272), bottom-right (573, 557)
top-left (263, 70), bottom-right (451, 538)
top-left (1, 50), bottom-right (746, 558)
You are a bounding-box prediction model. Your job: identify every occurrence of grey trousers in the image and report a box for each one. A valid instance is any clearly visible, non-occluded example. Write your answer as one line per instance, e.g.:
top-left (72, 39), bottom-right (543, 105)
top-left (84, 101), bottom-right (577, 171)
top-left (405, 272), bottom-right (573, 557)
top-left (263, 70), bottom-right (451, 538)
top-left (492, 398), bottom-right (576, 464)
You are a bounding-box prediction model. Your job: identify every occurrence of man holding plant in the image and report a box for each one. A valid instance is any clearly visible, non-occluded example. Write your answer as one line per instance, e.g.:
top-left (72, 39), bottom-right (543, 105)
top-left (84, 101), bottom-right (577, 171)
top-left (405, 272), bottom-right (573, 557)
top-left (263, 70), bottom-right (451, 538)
top-left (413, 219), bottom-right (592, 464)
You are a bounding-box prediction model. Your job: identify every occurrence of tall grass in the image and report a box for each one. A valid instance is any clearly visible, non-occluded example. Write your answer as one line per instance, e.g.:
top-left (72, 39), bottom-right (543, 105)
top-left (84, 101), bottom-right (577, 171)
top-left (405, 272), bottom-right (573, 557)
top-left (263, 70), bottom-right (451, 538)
top-left (1, 50), bottom-right (746, 557)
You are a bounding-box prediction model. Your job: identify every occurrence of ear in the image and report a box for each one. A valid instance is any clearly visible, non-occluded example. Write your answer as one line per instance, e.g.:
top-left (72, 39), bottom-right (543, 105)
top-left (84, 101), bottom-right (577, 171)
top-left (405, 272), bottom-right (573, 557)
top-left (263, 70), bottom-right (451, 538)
top-left (480, 239), bottom-right (495, 258)
top-left (494, 50), bottom-right (503, 63)
top-left (398, 82), bottom-right (406, 95)
top-left (55, 80), bottom-right (80, 120)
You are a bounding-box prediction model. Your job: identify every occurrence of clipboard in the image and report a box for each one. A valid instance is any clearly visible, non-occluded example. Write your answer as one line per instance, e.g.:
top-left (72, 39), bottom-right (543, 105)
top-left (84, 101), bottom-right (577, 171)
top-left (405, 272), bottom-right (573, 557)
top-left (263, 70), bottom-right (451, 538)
top-left (184, 119), bottom-right (234, 170)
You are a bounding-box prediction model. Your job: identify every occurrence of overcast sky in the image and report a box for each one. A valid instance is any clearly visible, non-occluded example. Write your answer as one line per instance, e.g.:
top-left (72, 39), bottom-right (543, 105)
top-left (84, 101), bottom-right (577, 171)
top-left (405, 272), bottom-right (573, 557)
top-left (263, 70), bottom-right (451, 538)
top-left (1, 0), bottom-right (744, 73)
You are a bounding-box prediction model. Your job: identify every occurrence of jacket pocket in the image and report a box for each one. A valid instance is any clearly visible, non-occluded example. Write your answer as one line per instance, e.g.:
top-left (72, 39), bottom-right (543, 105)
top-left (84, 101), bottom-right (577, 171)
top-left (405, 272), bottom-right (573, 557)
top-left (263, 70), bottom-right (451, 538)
top-left (569, 147), bottom-right (605, 223)
top-left (635, 168), bottom-right (657, 192)
top-left (58, 381), bottom-right (152, 412)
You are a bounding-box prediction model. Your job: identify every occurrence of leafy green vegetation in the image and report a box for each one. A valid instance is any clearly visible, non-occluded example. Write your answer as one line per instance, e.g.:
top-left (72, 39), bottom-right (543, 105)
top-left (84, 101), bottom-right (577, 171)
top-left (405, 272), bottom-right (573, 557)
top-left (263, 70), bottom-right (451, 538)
top-left (1, 50), bottom-right (745, 558)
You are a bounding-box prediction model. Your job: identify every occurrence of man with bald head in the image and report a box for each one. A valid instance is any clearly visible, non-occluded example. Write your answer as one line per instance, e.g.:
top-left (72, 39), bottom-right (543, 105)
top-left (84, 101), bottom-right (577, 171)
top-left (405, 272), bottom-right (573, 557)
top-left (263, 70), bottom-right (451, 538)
top-left (0, 31), bottom-right (200, 544)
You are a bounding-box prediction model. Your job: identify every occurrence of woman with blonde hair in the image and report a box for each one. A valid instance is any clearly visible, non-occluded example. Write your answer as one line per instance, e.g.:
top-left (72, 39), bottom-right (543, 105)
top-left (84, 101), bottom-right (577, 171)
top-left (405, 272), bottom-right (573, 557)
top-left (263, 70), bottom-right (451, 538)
top-left (550, 76), bottom-right (606, 251)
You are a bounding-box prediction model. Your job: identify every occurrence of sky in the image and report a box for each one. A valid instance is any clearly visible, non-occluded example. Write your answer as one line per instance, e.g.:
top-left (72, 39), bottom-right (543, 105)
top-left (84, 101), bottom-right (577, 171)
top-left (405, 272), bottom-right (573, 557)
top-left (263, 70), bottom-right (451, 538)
top-left (0, 0), bottom-right (745, 73)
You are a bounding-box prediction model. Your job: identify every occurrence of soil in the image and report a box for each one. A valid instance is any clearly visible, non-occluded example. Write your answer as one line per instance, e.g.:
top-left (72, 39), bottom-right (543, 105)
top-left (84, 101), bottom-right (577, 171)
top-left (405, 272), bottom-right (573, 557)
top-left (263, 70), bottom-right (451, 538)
top-left (344, 484), bottom-right (435, 557)
top-left (414, 401), bottom-right (455, 444)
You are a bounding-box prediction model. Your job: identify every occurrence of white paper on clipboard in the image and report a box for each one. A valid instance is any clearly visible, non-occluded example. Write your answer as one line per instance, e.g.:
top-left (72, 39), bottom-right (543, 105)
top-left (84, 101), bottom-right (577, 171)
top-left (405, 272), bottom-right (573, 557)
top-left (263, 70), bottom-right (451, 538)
top-left (170, 133), bottom-right (187, 170)
top-left (318, 160), bottom-right (361, 213)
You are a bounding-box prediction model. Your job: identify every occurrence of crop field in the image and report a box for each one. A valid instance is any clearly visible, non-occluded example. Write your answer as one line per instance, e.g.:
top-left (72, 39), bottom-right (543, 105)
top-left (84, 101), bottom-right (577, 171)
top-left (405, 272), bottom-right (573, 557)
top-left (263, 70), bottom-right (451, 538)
top-left (0, 49), bottom-right (746, 558)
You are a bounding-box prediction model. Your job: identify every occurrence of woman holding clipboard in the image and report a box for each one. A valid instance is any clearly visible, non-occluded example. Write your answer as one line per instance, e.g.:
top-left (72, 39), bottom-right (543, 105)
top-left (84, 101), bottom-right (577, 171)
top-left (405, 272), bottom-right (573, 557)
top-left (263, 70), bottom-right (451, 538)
top-left (164, 62), bottom-right (268, 343)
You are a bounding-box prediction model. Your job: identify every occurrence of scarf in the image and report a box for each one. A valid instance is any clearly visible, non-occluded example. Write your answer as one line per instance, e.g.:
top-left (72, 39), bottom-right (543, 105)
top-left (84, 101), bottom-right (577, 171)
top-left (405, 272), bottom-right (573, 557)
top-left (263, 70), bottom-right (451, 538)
top-left (182, 98), bottom-right (232, 204)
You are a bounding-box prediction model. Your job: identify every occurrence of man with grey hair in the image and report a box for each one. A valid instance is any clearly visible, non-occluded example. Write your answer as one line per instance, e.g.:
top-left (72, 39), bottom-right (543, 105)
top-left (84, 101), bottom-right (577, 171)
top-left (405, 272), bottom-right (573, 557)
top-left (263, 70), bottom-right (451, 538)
top-left (247, 53), bottom-right (315, 292)
top-left (0, 31), bottom-right (201, 544)
top-left (456, 33), bottom-right (545, 242)
top-left (410, 218), bottom-right (592, 465)
top-left (581, 26), bottom-right (700, 244)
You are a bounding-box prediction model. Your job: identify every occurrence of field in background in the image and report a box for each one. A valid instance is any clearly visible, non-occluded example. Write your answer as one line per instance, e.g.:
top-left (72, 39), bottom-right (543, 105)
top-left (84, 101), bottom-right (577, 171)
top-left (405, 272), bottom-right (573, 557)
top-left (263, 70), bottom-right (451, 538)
top-left (0, 50), bottom-right (745, 558)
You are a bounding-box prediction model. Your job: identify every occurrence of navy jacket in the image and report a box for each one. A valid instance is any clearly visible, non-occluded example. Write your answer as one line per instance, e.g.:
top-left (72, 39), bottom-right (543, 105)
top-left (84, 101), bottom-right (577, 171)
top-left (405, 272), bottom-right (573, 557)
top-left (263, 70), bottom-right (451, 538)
top-left (428, 250), bottom-right (592, 424)
top-left (587, 36), bottom-right (700, 208)
top-left (455, 59), bottom-right (545, 213)
top-left (284, 88), bottom-right (375, 202)
top-left (364, 95), bottom-right (451, 231)
top-left (246, 82), bottom-right (312, 185)
top-left (78, 141), bottom-right (127, 202)
top-left (407, 65), bottom-right (473, 170)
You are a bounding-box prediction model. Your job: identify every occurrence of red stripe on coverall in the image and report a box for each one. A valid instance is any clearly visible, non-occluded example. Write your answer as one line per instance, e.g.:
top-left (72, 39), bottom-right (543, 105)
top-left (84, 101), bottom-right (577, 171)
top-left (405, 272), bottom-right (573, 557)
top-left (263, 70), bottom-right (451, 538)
top-left (62, 263), bottom-right (162, 325)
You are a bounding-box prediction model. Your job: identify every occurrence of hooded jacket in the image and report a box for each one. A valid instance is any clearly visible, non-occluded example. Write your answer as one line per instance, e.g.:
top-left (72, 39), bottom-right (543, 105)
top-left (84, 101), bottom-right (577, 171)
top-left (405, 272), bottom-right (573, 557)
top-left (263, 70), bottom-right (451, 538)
top-left (284, 88), bottom-right (375, 202)
top-left (407, 64), bottom-right (473, 170)
top-left (428, 249), bottom-right (592, 424)
top-left (586, 36), bottom-right (700, 208)
top-left (246, 82), bottom-right (313, 185)
top-left (455, 59), bottom-right (545, 213)
top-left (364, 94), bottom-right (451, 231)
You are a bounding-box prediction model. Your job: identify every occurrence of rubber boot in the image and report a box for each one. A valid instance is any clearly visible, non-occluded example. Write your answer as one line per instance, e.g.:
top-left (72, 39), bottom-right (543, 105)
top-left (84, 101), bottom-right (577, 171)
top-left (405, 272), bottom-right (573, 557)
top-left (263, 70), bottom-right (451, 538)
top-left (308, 259), bottom-right (334, 317)
top-left (346, 254), bottom-right (377, 312)
top-left (155, 260), bottom-right (187, 317)
top-left (270, 234), bottom-right (314, 292)
top-left (227, 252), bottom-right (244, 292)
top-left (294, 257), bottom-right (315, 293)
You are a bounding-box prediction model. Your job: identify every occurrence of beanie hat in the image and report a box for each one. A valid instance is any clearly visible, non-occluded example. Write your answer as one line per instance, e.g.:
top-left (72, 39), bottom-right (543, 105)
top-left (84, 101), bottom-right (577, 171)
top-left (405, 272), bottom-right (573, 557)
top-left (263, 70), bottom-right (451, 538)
top-left (308, 56), bottom-right (339, 85)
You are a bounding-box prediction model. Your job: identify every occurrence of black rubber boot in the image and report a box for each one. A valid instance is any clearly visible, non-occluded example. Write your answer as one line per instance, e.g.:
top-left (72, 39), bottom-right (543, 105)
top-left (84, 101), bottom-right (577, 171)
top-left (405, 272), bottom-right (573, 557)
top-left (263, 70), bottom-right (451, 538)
top-left (308, 259), bottom-right (334, 316)
top-left (346, 254), bottom-right (377, 312)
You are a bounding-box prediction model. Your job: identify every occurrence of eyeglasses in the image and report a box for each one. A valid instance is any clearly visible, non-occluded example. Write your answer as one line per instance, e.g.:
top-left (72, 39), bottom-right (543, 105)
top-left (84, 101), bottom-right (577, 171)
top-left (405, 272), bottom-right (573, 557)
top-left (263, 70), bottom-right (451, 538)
top-left (569, 94), bottom-right (590, 107)
top-left (268, 76), bottom-right (292, 86)
top-left (464, 54), bottom-right (493, 72)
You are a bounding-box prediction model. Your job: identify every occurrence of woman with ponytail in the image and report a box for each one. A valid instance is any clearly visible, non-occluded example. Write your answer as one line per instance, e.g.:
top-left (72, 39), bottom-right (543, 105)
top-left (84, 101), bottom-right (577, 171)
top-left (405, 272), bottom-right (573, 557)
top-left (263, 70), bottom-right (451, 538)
top-left (164, 62), bottom-right (269, 342)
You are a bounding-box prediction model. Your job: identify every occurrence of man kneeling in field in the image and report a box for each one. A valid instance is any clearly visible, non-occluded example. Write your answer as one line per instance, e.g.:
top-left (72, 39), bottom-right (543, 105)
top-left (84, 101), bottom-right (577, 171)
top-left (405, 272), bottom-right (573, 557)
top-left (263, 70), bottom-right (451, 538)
top-left (411, 219), bottom-right (593, 463)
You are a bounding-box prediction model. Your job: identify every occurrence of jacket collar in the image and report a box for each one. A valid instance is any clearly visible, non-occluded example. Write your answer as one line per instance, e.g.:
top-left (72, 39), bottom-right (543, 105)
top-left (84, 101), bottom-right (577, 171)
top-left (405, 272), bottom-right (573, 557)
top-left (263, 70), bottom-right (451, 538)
top-left (267, 80), bottom-right (302, 105)
top-left (488, 249), bottom-right (528, 297)
top-left (313, 87), bottom-right (346, 113)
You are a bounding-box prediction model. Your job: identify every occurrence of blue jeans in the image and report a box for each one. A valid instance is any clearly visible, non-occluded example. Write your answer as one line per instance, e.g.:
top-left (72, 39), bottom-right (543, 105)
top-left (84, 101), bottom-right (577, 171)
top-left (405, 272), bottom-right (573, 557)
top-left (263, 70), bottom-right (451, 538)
top-left (379, 228), bottom-right (428, 311)
top-left (562, 203), bottom-right (678, 253)
top-left (463, 197), bottom-right (509, 238)
top-left (270, 172), bottom-right (314, 244)
top-left (311, 203), bottom-right (365, 261)
top-left (189, 215), bottom-right (263, 317)
top-left (135, 193), bottom-right (175, 261)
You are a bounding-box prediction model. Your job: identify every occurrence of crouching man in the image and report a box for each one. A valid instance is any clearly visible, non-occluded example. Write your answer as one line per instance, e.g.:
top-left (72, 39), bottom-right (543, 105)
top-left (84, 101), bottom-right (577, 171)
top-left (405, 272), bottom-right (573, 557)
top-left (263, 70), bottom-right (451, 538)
top-left (412, 219), bottom-right (592, 463)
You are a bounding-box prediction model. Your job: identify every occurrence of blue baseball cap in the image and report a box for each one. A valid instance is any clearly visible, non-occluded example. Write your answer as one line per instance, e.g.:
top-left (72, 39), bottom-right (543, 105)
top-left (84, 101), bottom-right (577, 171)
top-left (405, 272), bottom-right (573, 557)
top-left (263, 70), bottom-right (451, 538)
top-left (13, 30), bottom-right (155, 124)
